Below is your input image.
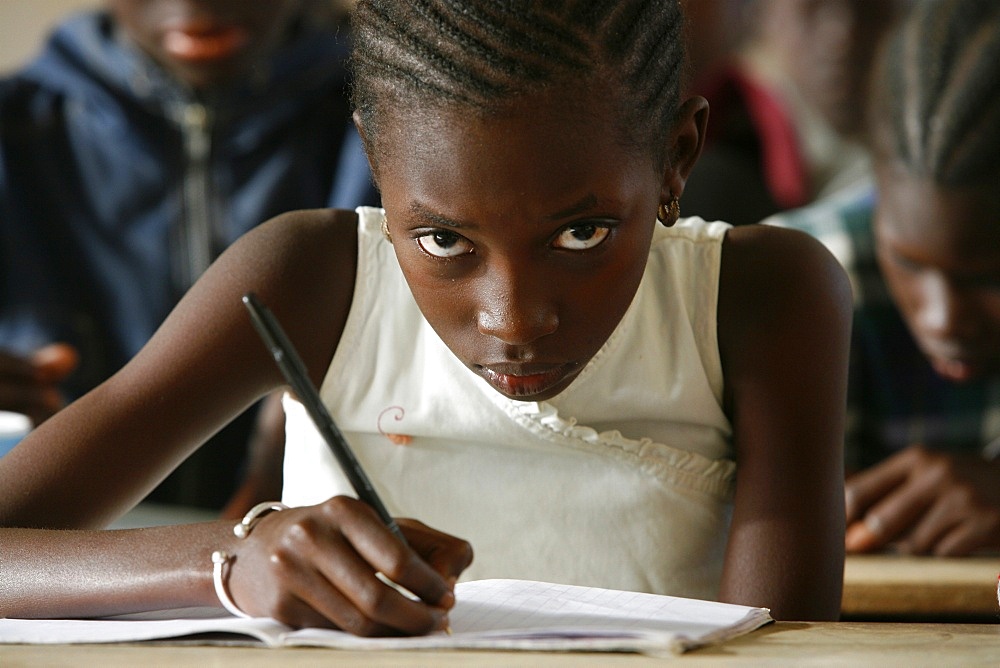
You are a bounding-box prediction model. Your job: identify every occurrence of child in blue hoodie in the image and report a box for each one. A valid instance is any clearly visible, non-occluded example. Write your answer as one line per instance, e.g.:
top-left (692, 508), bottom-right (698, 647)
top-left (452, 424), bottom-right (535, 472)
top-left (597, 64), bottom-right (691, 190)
top-left (0, 0), bottom-right (378, 508)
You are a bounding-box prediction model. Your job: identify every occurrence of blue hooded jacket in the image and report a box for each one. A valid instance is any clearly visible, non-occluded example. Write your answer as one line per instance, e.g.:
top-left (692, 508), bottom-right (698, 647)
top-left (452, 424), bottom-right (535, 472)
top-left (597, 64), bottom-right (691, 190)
top-left (0, 10), bottom-right (378, 399)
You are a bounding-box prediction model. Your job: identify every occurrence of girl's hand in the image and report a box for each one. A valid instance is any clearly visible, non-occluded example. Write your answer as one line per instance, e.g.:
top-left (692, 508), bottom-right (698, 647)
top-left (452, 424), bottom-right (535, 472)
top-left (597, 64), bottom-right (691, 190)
top-left (227, 496), bottom-right (473, 636)
top-left (845, 445), bottom-right (1000, 555)
top-left (0, 343), bottom-right (78, 426)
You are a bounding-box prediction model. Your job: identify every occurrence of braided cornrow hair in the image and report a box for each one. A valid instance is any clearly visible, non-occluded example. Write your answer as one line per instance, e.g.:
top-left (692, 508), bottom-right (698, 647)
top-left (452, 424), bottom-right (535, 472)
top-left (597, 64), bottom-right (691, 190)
top-left (873, 0), bottom-right (1000, 184)
top-left (350, 0), bottom-right (685, 168)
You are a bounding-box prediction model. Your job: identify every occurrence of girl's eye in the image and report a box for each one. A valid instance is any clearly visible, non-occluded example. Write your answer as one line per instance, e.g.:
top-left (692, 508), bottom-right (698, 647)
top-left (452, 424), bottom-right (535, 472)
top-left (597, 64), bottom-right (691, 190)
top-left (416, 230), bottom-right (474, 258)
top-left (553, 223), bottom-right (611, 250)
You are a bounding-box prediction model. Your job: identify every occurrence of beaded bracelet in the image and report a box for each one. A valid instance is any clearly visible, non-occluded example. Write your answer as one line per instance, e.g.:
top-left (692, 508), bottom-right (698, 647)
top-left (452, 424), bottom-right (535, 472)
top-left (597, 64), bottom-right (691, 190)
top-left (212, 501), bottom-right (289, 618)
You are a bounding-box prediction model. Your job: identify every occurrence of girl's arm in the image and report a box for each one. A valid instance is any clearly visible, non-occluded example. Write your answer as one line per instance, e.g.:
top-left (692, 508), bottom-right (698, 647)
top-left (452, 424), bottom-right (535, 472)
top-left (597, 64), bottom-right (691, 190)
top-left (0, 209), bottom-right (471, 632)
top-left (716, 224), bottom-right (852, 621)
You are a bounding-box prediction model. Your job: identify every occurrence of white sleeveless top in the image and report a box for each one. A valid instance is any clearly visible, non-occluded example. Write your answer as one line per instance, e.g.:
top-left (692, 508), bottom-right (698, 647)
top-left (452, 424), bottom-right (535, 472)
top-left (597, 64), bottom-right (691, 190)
top-left (283, 207), bottom-right (735, 600)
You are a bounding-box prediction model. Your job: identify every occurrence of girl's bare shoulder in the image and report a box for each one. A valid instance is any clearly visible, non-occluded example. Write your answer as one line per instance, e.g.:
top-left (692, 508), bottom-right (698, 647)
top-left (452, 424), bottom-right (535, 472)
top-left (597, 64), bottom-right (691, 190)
top-left (717, 223), bottom-right (852, 360)
top-left (720, 223), bottom-right (851, 318)
top-left (240, 207), bottom-right (360, 260)
top-left (203, 207), bottom-right (361, 376)
top-left (222, 208), bottom-right (360, 292)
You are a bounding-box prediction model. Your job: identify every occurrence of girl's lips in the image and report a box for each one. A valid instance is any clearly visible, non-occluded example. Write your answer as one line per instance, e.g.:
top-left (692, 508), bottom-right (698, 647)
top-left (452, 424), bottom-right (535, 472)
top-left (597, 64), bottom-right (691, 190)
top-left (478, 364), bottom-right (576, 399)
top-left (163, 24), bottom-right (250, 62)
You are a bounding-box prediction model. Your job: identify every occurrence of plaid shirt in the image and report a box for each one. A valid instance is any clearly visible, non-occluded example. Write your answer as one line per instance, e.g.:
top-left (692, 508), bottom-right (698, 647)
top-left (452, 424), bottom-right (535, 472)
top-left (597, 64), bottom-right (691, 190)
top-left (765, 182), bottom-right (1000, 471)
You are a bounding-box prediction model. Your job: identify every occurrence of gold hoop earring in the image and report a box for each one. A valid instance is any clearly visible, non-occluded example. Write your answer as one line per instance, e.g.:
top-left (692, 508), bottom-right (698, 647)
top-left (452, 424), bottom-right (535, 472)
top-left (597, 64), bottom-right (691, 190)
top-left (381, 215), bottom-right (392, 244)
top-left (657, 196), bottom-right (681, 227)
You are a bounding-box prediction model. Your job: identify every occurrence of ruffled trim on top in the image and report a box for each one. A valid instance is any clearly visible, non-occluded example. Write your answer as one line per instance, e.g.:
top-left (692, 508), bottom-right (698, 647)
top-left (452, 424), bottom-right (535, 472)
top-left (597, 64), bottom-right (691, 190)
top-left (499, 399), bottom-right (736, 501)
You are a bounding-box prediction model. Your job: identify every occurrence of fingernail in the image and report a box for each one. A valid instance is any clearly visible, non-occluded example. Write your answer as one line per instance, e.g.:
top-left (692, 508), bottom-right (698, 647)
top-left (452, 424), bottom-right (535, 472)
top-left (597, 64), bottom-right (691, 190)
top-left (845, 521), bottom-right (874, 551)
top-left (863, 514), bottom-right (885, 537)
top-left (438, 589), bottom-right (455, 609)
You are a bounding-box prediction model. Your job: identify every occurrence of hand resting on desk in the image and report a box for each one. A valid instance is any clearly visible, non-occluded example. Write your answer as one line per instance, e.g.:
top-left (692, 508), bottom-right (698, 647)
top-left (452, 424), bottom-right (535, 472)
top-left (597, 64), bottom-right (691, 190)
top-left (224, 496), bottom-right (472, 636)
top-left (845, 445), bottom-right (1000, 556)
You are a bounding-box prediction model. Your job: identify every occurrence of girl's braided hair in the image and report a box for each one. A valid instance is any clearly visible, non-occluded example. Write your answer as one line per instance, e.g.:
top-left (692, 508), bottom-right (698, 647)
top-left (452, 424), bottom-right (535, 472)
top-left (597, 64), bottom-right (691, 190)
top-left (873, 0), bottom-right (1000, 184)
top-left (350, 0), bottom-right (685, 166)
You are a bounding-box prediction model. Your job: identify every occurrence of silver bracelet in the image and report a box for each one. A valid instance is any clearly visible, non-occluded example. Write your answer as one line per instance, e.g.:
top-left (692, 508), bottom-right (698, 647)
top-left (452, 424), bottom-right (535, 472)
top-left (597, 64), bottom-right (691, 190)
top-left (212, 550), bottom-right (250, 619)
top-left (212, 501), bottom-right (289, 617)
top-left (234, 501), bottom-right (289, 539)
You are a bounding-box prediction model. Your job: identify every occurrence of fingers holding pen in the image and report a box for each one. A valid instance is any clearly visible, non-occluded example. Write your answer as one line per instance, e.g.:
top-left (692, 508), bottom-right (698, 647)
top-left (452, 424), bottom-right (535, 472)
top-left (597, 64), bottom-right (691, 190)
top-left (227, 496), bottom-right (470, 636)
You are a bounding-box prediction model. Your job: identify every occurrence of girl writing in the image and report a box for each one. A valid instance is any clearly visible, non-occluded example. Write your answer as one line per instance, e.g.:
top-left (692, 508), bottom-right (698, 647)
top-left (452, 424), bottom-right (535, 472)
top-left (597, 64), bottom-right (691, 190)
top-left (0, 0), bottom-right (851, 633)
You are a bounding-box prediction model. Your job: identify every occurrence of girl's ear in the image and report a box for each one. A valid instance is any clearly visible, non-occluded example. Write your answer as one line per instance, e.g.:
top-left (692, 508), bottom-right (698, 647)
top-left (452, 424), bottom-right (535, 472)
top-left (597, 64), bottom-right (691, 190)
top-left (352, 110), bottom-right (380, 190)
top-left (660, 96), bottom-right (709, 205)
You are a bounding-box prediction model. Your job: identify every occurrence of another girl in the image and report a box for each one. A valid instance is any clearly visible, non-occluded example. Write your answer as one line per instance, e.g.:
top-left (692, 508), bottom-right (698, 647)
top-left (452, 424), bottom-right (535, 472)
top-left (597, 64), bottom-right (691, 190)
top-left (0, 0), bottom-right (851, 633)
top-left (771, 0), bottom-right (1000, 556)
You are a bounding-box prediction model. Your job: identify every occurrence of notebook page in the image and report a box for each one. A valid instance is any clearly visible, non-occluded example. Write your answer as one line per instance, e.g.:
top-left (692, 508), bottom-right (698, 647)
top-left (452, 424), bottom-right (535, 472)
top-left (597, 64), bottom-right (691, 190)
top-left (450, 579), bottom-right (767, 638)
top-left (0, 579), bottom-right (771, 654)
top-left (283, 579), bottom-right (772, 653)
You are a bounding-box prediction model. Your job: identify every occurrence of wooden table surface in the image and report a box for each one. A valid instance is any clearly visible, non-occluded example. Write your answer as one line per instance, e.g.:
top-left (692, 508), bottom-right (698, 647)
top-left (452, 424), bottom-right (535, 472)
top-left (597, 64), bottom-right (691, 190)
top-left (842, 554), bottom-right (1000, 620)
top-left (3, 622), bottom-right (1000, 666)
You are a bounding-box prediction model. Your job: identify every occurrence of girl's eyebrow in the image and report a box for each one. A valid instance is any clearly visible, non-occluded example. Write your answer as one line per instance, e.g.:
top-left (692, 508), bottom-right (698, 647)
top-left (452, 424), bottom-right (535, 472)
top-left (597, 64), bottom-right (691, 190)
top-left (406, 194), bottom-right (599, 228)
top-left (547, 194), bottom-right (598, 221)
top-left (408, 202), bottom-right (469, 229)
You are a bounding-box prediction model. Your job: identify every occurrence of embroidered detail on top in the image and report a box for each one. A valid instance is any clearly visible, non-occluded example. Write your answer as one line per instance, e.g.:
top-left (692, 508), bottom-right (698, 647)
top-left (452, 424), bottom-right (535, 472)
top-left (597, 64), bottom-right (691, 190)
top-left (377, 405), bottom-right (412, 445)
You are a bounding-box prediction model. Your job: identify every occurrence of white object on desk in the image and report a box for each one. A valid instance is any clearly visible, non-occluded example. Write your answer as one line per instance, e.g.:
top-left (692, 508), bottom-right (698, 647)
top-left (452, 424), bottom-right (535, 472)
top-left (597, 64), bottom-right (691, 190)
top-left (0, 410), bottom-right (31, 458)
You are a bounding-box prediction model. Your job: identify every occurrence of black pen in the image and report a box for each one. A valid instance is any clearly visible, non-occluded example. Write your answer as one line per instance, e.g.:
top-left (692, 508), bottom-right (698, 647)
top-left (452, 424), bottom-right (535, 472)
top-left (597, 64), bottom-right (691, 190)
top-left (242, 292), bottom-right (406, 544)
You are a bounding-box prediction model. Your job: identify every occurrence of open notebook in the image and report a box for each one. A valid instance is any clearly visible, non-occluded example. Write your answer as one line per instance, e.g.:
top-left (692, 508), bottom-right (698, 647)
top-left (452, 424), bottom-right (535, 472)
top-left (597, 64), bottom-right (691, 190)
top-left (0, 579), bottom-right (772, 654)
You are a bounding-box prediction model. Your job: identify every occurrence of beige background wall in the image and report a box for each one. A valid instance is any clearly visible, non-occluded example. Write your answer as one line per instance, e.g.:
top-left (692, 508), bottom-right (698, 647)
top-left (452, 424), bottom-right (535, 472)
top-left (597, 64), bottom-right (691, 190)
top-left (0, 0), bottom-right (101, 74)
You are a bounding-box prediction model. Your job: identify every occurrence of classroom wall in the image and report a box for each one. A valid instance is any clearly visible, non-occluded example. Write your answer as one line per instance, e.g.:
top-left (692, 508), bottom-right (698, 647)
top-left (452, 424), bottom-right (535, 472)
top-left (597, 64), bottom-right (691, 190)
top-left (0, 0), bottom-right (100, 74)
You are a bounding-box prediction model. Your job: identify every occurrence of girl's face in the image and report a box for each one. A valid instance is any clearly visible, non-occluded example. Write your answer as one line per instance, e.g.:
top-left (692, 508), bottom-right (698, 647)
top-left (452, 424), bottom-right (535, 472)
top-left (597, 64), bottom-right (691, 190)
top-left (374, 90), bottom-right (665, 401)
top-left (875, 170), bottom-right (1000, 383)
top-left (107, 0), bottom-right (302, 90)
top-left (757, 0), bottom-right (902, 136)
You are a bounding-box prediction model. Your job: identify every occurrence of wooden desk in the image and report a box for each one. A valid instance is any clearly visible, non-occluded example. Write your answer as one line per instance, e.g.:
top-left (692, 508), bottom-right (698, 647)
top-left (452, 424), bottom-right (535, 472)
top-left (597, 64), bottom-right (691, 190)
top-left (2, 622), bottom-right (999, 666)
top-left (843, 554), bottom-right (1000, 621)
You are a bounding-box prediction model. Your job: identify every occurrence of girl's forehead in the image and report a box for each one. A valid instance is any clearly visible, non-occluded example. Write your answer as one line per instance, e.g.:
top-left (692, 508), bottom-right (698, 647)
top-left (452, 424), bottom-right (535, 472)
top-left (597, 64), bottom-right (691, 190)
top-left (877, 170), bottom-right (1000, 253)
top-left (378, 102), bottom-right (640, 184)
top-left (371, 80), bottom-right (655, 175)
top-left (369, 91), bottom-right (663, 230)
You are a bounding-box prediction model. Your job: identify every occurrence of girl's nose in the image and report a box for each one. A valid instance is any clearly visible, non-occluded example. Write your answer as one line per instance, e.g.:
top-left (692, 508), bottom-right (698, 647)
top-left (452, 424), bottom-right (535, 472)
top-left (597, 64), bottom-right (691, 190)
top-left (475, 267), bottom-right (558, 345)
top-left (915, 273), bottom-right (981, 341)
